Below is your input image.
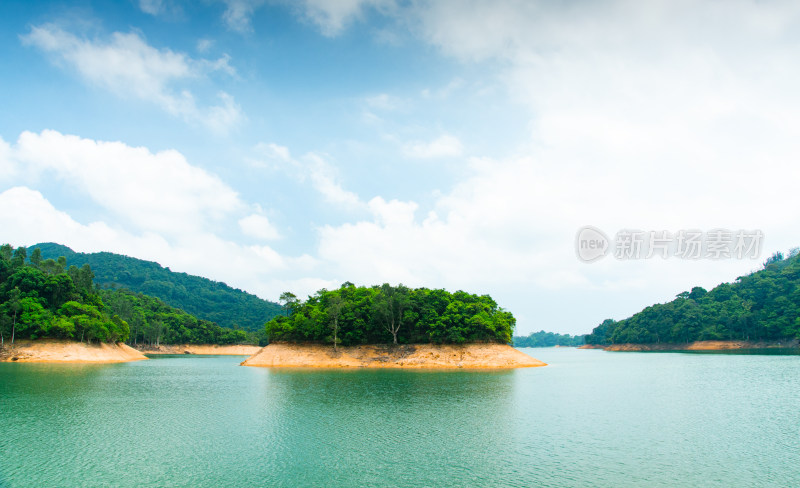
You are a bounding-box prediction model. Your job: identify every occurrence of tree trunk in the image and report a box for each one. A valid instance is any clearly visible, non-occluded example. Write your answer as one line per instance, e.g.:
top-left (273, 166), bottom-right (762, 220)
top-left (333, 317), bottom-right (338, 351)
top-left (11, 311), bottom-right (16, 345)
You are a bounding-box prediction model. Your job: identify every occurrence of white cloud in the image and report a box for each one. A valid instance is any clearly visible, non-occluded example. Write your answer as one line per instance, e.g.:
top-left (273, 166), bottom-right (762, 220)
top-left (139, 0), bottom-right (165, 16)
top-left (22, 25), bottom-right (242, 133)
top-left (220, 0), bottom-right (267, 32)
top-left (0, 187), bottom-right (122, 250)
top-left (138, 0), bottom-right (184, 17)
top-left (197, 39), bottom-right (215, 53)
top-left (201, 53), bottom-right (237, 77)
top-left (316, 140), bottom-right (800, 332)
top-left (304, 153), bottom-right (363, 208)
top-left (239, 214), bottom-right (281, 240)
top-left (364, 93), bottom-right (400, 111)
top-left (251, 142), bottom-right (363, 209)
top-left (11, 130), bottom-right (244, 235)
top-left (203, 92), bottom-right (243, 133)
top-left (420, 77), bottom-right (464, 99)
top-left (246, 142), bottom-right (293, 170)
top-left (403, 134), bottom-right (463, 159)
top-left (259, 142), bottom-right (292, 162)
top-left (296, 0), bottom-right (396, 37)
top-left (213, 0), bottom-right (395, 37)
top-left (0, 145), bottom-right (320, 306)
top-left (317, 158), bottom-right (571, 290)
top-left (305, 0), bottom-right (800, 332)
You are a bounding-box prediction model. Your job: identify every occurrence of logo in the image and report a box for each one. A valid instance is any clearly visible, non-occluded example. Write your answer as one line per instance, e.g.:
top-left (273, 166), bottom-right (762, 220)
top-left (574, 226), bottom-right (763, 263)
top-left (576, 226), bottom-right (609, 263)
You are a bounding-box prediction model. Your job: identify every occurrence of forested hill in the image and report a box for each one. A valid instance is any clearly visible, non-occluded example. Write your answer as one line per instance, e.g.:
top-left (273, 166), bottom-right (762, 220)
top-left (586, 251), bottom-right (800, 345)
top-left (513, 330), bottom-right (586, 347)
top-left (31, 243), bottom-right (282, 331)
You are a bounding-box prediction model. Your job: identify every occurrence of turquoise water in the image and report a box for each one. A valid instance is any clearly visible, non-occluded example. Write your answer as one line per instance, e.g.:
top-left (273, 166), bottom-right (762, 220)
top-left (1, 349), bottom-right (799, 487)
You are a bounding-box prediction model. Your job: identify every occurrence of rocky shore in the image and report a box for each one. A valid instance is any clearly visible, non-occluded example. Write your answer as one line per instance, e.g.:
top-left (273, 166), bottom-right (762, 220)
top-left (241, 343), bottom-right (547, 368)
top-left (0, 339), bottom-right (148, 363)
top-left (579, 340), bottom-right (799, 351)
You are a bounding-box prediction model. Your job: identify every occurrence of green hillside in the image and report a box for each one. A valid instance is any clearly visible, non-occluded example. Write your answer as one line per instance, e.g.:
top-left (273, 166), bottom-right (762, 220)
top-left (0, 243), bottom-right (253, 345)
top-left (31, 243), bottom-right (282, 331)
top-left (513, 330), bottom-right (586, 347)
top-left (586, 251), bottom-right (800, 345)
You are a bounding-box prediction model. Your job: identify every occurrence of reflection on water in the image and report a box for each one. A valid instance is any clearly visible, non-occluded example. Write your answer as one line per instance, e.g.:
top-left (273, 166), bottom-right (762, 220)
top-left (258, 369), bottom-right (517, 487)
top-left (2, 350), bottom-right (800, 487)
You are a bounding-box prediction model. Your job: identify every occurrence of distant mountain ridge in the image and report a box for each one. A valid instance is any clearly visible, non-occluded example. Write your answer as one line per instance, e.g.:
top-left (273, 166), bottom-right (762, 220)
top-left (513, 330), bottom-right (586, 347)
top-left (30, 243), bottom-right (282, 331)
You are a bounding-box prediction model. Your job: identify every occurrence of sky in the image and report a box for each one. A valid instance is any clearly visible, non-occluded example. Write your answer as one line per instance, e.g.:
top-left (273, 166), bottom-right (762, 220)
top-left (1, 0), bottom-right (799, 336)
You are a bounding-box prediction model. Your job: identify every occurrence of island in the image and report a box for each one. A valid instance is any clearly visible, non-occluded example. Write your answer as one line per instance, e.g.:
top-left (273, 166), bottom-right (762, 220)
top-left (583, 250), bottom-right (800, 352)
top-left (241, 283), bottom-right (546, 368)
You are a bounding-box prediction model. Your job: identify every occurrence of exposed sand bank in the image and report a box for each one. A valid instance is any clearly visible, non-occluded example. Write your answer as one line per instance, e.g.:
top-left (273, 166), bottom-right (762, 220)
top-left (581, 340), bottom-right (799, 351)
top-left (241, 343), bottom-right (547, 369)
top-left (0, 339), bottom-right (148, 363)
top-left (137, 344), bottom-right (261, 355)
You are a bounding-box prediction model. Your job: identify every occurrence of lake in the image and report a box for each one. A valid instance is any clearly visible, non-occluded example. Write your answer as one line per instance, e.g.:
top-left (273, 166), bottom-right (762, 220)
top-left (1, 348), bottom-right (799, 487)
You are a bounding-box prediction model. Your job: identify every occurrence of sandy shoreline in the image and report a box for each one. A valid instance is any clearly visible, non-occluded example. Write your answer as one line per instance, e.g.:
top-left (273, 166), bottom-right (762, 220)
top-left (0, 339), bottom-right (148, 363)
top-left (241, 343), bottom-right (547, 368)
top-left (579, 340), bottom-right (799, 351)
top-left (136, 344), bottom-right (262, 356)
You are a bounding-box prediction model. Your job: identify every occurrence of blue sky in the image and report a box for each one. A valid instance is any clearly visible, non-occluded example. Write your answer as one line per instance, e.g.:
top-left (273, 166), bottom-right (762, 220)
top-left (2, 0), bottom-right (800, 335)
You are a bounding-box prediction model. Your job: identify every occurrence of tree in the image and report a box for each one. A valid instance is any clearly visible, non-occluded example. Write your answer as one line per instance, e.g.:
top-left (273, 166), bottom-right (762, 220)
top-left (17, 297), bottom-right (51, 340)
top-left (29, 247), bottom-right (43, 269)
top-left (688, 286), bottom-right (707, 300)
top-left (279, 292), bottom-right (300, 316)
top-left (372, 284), bottom-right (410, 345)
top-left (763, 251), bottom-right (784, 269)
top-left (75, 264), bottom-right (95, 295)
top-left (40, 259), bottom-right (59, 276)
top-left (44, 274), bottom-right (77, 310)
top-left (327, 293), bottom-right (344, 351)
top-left (7, 288), bottom-right (21, 344)
top-left (0, 244), bottom-right (12, 261)
top-left (7, 267), bottom-right (47, 298)
top-left (0, 315), bottom-right (11, 346)
top-left (11, 247), bottom-right (27, 268)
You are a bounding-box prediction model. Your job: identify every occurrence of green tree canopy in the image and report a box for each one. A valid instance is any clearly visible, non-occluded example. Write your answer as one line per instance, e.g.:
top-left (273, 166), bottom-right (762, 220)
top-left (265, 283), bottom-right (515, 346)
